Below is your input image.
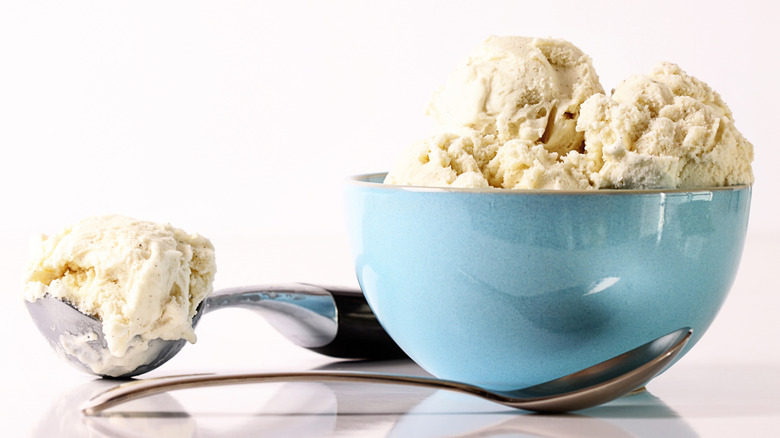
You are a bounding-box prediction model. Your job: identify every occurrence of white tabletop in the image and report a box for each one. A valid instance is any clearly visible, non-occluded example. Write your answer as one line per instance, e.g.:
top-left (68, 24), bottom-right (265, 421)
top-left (2, 231), bottom-right (779, 437)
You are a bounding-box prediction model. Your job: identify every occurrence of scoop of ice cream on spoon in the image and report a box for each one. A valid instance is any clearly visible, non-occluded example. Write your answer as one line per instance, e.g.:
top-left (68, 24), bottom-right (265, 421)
top-left (26, 284), bottom-right (405, 377)
top-left (23, 215), bottom-right (404, 378)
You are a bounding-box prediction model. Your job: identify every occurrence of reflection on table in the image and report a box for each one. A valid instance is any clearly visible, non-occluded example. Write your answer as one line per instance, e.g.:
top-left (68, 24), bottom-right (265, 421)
top-left (33, 359), bottom-right (698, 438)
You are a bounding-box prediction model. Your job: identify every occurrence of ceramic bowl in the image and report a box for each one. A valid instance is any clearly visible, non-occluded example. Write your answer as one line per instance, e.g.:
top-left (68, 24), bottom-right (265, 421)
top-left (344, 173), bottom-right (751, 390)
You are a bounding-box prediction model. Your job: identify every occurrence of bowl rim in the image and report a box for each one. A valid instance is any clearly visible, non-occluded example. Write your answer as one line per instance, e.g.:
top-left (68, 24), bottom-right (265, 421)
top-left (346, 173), bottom-right (752, 195)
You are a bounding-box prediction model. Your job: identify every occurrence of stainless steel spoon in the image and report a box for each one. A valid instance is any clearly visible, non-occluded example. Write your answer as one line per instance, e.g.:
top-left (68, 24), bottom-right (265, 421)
top-left (25, 283), bottom-right (406, 378)
top-left (81, 327), bottom-right (692, 415)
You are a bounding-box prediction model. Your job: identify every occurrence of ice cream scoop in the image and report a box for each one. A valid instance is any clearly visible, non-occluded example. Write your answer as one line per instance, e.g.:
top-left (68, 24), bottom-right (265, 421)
top-left (26, 283), bottom-right (406, 378)
top-left (22, 215), bottom-right (219, 376)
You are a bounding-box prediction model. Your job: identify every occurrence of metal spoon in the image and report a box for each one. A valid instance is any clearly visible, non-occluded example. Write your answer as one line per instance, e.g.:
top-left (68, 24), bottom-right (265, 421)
top-left (25, 283), bottom-right (406, 378)
top-left (82, 327), bottom-right (692, 415)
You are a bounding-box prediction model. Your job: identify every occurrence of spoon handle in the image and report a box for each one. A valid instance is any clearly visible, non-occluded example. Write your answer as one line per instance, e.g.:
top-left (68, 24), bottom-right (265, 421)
top-left (205, 284), bottom-right (407, 360)
top-left (306, 286), bottom-right (407, 359)
top-left (80, 328), bottom-right (693, 416)
top-left (81, 371), bottom-right (475, 416)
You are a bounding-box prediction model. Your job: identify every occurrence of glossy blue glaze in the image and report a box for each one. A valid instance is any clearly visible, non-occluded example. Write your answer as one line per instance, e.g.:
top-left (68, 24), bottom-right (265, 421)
top-left (344, 174), bottom-right (752, 390)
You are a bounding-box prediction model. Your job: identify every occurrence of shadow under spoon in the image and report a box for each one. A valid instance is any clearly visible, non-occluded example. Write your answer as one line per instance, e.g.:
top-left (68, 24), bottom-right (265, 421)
top-left (81, 327), bottom-right (692, 415)
top-left (25, 283), bottom-right (407, 378)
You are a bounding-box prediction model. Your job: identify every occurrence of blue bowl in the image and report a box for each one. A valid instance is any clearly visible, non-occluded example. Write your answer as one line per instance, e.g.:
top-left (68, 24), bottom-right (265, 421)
top-left (344, 173), bottom-right (751, 390)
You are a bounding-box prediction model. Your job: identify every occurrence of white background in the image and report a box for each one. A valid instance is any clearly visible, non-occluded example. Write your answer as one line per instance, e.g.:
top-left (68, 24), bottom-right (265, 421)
top-left (1, 1), bottom-right (778, 437)
top-left (0, 0), bottom-right (777, 241)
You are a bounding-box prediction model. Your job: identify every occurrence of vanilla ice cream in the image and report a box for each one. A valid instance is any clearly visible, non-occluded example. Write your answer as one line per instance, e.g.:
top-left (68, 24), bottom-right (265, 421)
top-left (426, 36), bottom-right (604, 155)
top-left (385, 36), bottom-right (754, 190)
top-left (577, 62), bottom-right (754, 189)
top-left (23, 215), bottom-right (216, 375)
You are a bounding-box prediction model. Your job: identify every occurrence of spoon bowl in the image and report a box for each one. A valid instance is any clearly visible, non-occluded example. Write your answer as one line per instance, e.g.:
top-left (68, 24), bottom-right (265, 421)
top-left (26, 283), bottom-right (406, 378)
top-left (81, 327), bottom-right (692, 415)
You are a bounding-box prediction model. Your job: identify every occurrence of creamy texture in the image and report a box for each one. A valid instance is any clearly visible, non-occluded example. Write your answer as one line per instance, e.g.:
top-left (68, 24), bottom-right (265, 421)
top-left (384, 130), bottom-right (498, 188)
top-left (426, 36), bottom-right (604, 156)
top-left (23, 215), bottom-right (216, 374)
top-left (386, 35), bottom-right (603, 189)
top-left (387, 128), bottom-right (592, 189)
top-left (577, 62), bottom-right (754, 188)
top-left (385, 36), bottom-right (754, 190)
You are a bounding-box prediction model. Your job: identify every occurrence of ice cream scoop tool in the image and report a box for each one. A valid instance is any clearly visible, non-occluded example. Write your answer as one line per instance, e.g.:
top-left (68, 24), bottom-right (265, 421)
top-left (26, 283), bottom-right (406, 378)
